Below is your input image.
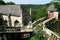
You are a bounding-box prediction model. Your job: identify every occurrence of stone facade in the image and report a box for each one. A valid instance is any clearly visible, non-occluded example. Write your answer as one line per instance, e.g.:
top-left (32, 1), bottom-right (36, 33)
top-left (10, 16), bottom-right (22, 27)
top-left (0, 5), bottom-right (32, 28)
top-left (2, 15), bottom-right (10, 26)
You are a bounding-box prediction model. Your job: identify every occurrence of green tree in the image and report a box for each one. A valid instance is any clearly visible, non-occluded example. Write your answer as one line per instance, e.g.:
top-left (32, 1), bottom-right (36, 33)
top-left (30, 23), bottom-right (48, 40)
top-left (35, 5), bottom-right (48, 20)
top-left (0, 0), bottom-right (6, 5)
top-left (21, 4), bottom-right (48, 21)
top-left (6, 1), bottom-right (15, 5)
top-left (56, 0), bottom-right (60, 1)
top-left (30, 36), bottom-right (39, 40)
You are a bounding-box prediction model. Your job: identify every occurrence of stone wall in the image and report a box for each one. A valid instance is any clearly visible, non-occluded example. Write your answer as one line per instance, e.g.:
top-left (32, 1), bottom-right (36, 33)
top-left (2, 15), bottom-right (23, 27)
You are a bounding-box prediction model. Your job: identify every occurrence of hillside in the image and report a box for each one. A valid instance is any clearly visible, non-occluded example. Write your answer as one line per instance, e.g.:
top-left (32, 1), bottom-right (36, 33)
top-left (21, 2), bottom-right (60, 22)
top-left (21, 4), bottom-right (50, 22)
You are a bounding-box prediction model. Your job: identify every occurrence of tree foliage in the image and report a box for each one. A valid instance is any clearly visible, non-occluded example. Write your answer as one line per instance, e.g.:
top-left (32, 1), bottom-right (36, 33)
top-left (6, 1), bottom-right (15, 5)
top-left (29, 23), bottom-right (48, 40)
top-left (0, 0), bottom-right (6, 5)
top-left (22, 4), bottom-right (49, 21)
top-left (54, 2), bottom-right (60, 18)
top-left (0, 0), bottom-right (15, 5)
top-left (53, 0), bottom-right (60, 2)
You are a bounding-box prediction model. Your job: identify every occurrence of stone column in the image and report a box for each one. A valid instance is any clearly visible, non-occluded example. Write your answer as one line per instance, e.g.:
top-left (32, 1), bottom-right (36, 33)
top-left (8, 14), bottom-right (12, 26)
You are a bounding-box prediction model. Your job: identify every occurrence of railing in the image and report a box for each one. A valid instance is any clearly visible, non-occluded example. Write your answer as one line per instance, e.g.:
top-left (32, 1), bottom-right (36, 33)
top-left (44, 27), bottom-right (60, 40)
top-left (0, 25), bottom-right (20, 33)
top-left (5, 27), bottom-right (20, 32)
top-left (42, 17), bottom-right (60, 40)
top-left (32, 17), bottom-right (48, 27)
top-left (43, 17), bottom-right (55, 30)
top-left (0, 25), bottom-right (33, 33)
top-left (32, 17), bottom-right (46, 25)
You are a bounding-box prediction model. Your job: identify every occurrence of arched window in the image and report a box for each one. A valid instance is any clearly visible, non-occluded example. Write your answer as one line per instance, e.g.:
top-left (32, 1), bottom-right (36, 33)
top-left (14, 20), bottom-right (19, 27)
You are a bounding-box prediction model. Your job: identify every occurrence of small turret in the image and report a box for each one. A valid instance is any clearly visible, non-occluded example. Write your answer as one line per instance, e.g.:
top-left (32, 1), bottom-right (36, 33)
top-left (47, 4), bottom-right (59, 20)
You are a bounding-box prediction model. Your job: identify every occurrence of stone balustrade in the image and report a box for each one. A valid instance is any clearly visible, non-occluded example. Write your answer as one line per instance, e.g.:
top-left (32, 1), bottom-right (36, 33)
top-left (42, 17), bottom-right (60, 40)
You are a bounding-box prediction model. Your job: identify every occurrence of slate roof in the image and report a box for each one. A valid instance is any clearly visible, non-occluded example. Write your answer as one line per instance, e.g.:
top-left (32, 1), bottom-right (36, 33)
top-left (47, 4), bottom-right (57, 11)
top-left (0, 4), bottom-right (22, 16)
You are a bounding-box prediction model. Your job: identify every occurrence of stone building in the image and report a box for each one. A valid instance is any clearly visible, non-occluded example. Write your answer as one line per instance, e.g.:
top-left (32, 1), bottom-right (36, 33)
top-left (47, 4), bottom-right (59, 20)
top-left (0, 4), bottom-right (32, 28)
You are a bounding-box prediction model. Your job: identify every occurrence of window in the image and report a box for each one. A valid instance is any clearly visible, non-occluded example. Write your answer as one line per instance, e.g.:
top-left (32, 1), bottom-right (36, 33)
top-left (14, 20), bottom-right (19, 27)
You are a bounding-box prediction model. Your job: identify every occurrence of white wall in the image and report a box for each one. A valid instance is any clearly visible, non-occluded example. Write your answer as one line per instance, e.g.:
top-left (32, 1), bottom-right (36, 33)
top-left (48, 11), bottom-right (59, 20)
top-left (54, 12), bottom-right (59, 20)
top-left (11, 16), bottom-right (22, 27)
top-left (48, 11), bottom-right (50, 18)
top-left (2, 14), bottom-right (23, 27)
top-left (2, 15), bottom-right (9, 26)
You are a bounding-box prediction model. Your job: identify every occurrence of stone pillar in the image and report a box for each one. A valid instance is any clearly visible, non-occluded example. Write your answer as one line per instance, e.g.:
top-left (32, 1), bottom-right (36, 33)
top-left (8, 14), bottom-right (12, 26)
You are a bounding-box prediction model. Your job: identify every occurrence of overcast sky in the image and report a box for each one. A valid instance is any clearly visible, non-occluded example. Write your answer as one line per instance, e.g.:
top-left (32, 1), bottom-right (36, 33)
top-left (3, 0), bottom-right (52, 4)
